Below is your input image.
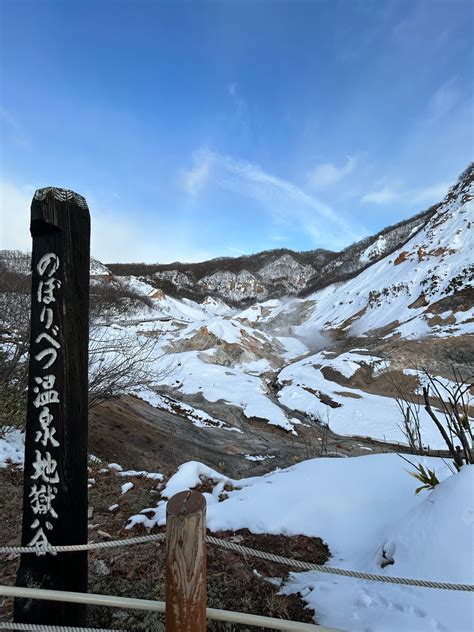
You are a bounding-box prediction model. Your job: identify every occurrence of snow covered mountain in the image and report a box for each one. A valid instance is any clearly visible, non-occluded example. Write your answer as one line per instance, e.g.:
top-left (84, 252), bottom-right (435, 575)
top-left (108, 203), bottom-right (436, 305)
top-left (1, 166), bottom-right (472, 632)
top-left (1, 165), bottom-right (472, 449)
top-left (82, 163), bottom-right (473, 448)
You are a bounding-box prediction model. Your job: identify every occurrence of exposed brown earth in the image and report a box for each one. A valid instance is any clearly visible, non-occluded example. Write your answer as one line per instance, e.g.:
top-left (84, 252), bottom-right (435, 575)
top-left (0, 462), bottom-right (328, 630)
top-left (87, 393), bottom-right (440, 480)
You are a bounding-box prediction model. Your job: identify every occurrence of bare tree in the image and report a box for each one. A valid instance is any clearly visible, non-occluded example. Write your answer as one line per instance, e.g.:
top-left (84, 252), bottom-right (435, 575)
top-left (381, 364), bottom-right (473, 468)
top-left (380, 367), bottom-right (425, 454)
top-left (89, 275), bottom-right (154, 318)
top-left (422, 367), bottom-right (473, 470)
top-left (397, 402), bottom-right (423, 454)
top-left (0, 252), bottom-right (31, 432)
top-left (88, 323), bottom-right (173, 408)
top-left (0, 251), bottom-right (172, 431)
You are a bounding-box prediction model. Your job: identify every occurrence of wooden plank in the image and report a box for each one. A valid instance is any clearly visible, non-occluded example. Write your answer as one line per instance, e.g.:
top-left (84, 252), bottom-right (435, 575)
top-left (14, 187), bottom-right (90, 625)
top-left (166, 490), bottom-right (207, 632)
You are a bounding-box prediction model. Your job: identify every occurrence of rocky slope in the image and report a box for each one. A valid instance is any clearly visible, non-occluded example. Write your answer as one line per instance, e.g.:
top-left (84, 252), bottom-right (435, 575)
top-left (1, 165), bottom-right (472, 469)
top-left (108, 204), bottom-right (438, 306)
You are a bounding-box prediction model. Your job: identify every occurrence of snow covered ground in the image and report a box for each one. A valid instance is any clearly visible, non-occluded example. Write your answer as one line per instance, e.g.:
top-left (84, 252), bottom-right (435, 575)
top-left (293, 179), bottom-right (474, 340)
top-left (128, 455), bottom-right (474, 632)
top-left (88, 280), bottom-right (472, 443)
top-left (276, 353), bottom-right (456, 448)
top-left (134, 388), bottom-right (242, 431)
top-left (78, 172), bottom-right (474, 444)
top-left (152, 350), bottom-right (298, 432)
top-left (0, 429), bottom-right (24, 469)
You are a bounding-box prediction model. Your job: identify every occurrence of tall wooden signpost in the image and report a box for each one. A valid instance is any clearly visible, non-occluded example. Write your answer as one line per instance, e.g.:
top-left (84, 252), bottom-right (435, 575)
top-left (14, 188), bottom-right (90, 625)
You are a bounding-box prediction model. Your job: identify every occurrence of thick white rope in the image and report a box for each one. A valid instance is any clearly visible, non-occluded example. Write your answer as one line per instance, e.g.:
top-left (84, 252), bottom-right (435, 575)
top-left (0, 625), bottom-right (126, 632)
top-left (1, 533), bottom-right (472, 591)
top-left (206, 536), bottom-right (474, 592)
top-left (0, 533), bottom-right (166, 554)
top-left (0, 586), bottom-right (337, 632)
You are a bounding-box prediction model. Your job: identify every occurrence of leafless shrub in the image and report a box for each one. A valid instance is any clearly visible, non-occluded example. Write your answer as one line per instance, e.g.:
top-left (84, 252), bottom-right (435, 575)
top-left (299, 412), bottom-right (331, 458)
top-left (89, 277), bottom-right (154, 319)
top-left (421, 367), bottom-right (473, 470)
top-left (388, 365), bottom-right (473, 470)
top-left (398, 403), bottom-right (423, 454)
top-left (380, 369), bottom-right (425, 454)
top-left (88, 324), bottom-right (173, 408)
top-left (0, 251), bottom-right (172, 429)
top-left (0, 253), bottom-right (31, 432)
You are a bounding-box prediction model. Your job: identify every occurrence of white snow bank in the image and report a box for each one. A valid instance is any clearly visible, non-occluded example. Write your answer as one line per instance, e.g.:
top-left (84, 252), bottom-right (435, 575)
top-left (286, 464), bottom-right (474, 632)
top-left (239, 358), bottom-right (273, 374)
top-left (380, 465), bottom-right (473, 584)
top-left (277, 357), bottom-right (458, 448)
top-left (118, 469), bottom-right (164, 481)
top-left (156, 350), bottom-right (296, 432)
top-left (359, 235), bottom-right (387, 263)
top-left (161, 460), bottom-right (235, 499)
top-left (0, 429), bottom-right (24, 468)
top-left (276, 336), bottom-right (310, 359)
top-left (134, 388), bottom-right (240, 431)
top-left (128, 455), bottom-right (473, 631)
top-left (315, 350), bottom-right (385, 379)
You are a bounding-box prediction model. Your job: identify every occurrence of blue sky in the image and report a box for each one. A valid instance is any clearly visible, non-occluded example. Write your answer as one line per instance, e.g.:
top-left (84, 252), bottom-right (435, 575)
top-left (1, 0), bottom-right (472, 263)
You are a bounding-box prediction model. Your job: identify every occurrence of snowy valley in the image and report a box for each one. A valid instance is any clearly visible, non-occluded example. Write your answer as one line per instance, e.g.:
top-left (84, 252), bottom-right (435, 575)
top-left (1, 165), bottom-right (473, 631)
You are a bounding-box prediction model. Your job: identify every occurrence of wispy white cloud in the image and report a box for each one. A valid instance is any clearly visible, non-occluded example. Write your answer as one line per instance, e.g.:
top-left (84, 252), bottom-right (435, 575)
top-left (0, 180), bottom-right (217, 264)
top-left (361, 186), bottom-right (398, 205)
top-left (180, 148), bottom-right (363, 248)
top-left (179, 150), bottom-right (214, 197)
top-left (361, 180), bottom-right (450, 208)
top-left (427, 77), bottom-right (461, 123)
top-left (0, 108), bottom-right (31, 149)
top-left (0, 180), bottom-right (35, 250)
top-left (307, 155), bottom-right (358, 188)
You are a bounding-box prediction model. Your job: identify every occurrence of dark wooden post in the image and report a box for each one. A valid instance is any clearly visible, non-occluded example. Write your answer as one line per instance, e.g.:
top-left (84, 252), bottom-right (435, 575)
top-left (14, 187), bottom-right (90, 625)
top-left (166, 491), bottom-right (207, 632)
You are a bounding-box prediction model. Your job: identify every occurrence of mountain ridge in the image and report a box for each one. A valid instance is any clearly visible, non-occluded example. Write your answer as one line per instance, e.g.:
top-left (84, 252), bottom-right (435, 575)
top-left (108, 173), bottom-right (469, 305)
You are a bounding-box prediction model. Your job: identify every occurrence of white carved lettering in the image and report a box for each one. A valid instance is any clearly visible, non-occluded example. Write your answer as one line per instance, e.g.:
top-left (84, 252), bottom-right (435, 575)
top-left (29, 484), bottom-right (58, 518)
top-left (33, 390), bottom-right (60, 409)
top-left (37, 277), bottom-right (61, 304)
top-left (31, 450), bottom-right (60, 484)
top-left (37, 253), bottom-right (60, 277)
top-left (40, 306), bottom-right (54, 329)
top-left (34, 374), bottom-right (56, 390)
top-left (35, 407), bottom-right (60, 447)
top-left (27, 526), bottom-right (51, 554)
top-left (35, 332), bottom-right (60, 349)
top-left (34, 348), bottom-right (58, 370)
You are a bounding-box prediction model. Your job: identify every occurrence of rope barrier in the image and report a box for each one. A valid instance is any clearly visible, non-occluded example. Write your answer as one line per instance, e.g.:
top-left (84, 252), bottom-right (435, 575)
top-left (207, 536), bottom-right (474, 592)
top-left (0, 586), bottom-right (338, 631)
top-left (1, 533), bottom-right (472, 591)
top-left (0, 533), bottom-right (165, 555)
top-left (0, 624), bottom-right (127, 632)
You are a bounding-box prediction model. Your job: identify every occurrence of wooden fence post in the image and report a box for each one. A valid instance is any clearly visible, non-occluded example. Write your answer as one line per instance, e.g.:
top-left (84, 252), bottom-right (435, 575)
top-left (166, 490), bottom-right (207, 632)
top-left (14, 188), bottom-right (90, 625)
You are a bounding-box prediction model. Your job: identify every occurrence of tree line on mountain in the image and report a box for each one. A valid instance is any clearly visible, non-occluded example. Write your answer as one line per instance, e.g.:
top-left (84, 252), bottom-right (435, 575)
top-left (107, 247), bottom-right (335, 280)
top-left (0, 252), bottom-right (166, 433)
top-left (107, 205), bottom-right (437, 305)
